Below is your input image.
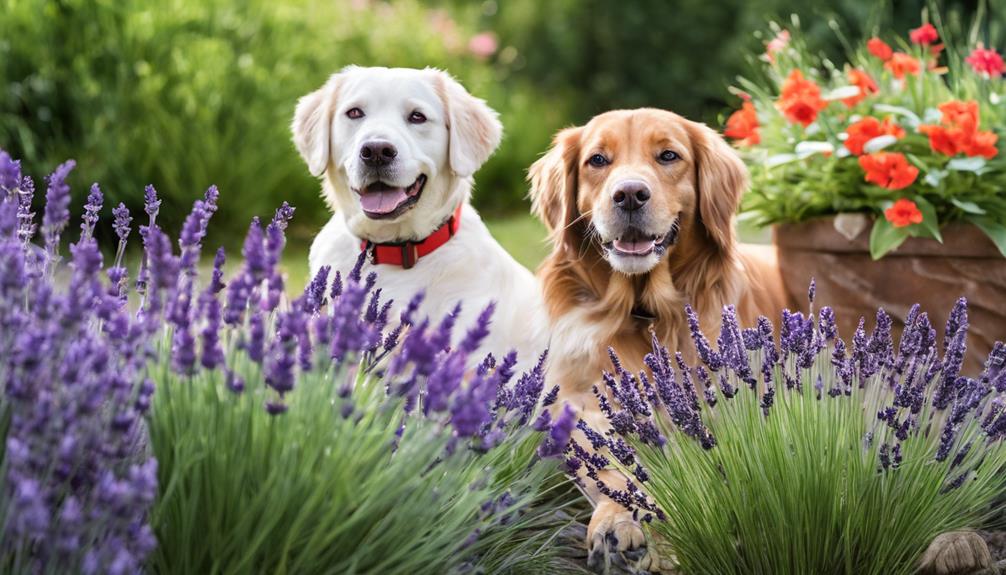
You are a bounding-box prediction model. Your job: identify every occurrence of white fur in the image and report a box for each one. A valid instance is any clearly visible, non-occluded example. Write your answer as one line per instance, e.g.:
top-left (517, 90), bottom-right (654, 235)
top-left (295, 66), bottom-right (548, 368)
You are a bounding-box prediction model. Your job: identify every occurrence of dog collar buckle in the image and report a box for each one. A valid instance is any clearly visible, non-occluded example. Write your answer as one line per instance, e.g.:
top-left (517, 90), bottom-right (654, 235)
top-left (400, 242), bottom-right (418, 269)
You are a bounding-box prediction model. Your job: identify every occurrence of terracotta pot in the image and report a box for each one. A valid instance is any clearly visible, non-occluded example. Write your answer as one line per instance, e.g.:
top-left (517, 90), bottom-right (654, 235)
top-left (774, 217), bottom-right (1006, 373)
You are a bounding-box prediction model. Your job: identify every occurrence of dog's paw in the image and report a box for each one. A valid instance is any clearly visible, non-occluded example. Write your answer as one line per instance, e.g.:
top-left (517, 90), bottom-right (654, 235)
top-left (585, 500), bottom-right (675, 574)
top-left (918, 531), bottom-right (992, 575)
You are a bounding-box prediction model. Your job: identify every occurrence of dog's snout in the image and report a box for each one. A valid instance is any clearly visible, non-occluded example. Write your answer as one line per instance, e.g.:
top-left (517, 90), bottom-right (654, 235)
top-left (359, 140), bottom-right (398, 167)
top-left (612, 181), bottom-right (650, 212)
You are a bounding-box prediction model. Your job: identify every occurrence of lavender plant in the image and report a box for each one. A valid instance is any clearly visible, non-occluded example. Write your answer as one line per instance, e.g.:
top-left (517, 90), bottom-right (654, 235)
top-left (0, 149), bottom-right (582, 575)
top-left (576, 288), bottom-right (1006, 575)
top-left (0, 152), bottom-right (158, 574)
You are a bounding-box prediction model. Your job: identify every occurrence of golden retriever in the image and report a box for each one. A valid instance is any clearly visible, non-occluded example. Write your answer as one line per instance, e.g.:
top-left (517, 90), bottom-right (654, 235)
top-left (529, 108), bottom-right (788, 570)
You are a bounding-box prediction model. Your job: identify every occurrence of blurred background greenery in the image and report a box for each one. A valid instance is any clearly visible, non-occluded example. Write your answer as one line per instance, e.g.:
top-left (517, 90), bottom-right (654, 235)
top-left (0, 0), bottom-right (986, 274)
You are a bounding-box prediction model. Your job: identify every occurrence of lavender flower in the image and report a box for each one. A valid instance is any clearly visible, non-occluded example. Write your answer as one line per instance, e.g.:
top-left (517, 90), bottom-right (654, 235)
top-left (0, 149), bottom-right (21, 193)
top-left (80, 183), bottom-right (103, 241)
top-left (144, 184), bottom-right (161, 220)
top-left (538, 403), bottom-right (577, 457)
top-left (685, 304), bottom-right (722, 370)
top-left (41, 159), bottom-right (75, 259)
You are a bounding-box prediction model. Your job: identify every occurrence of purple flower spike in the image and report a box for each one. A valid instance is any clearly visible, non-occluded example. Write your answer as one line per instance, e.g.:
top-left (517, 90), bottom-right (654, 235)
top-left (41, 159), bottom-right (76, 257)
top-left (242, 217), bottom-right (267, 283)
top-left (0, 149), bottom-right (21, 193)
top-left (112, 203), bottom-right (131, 242)
top-left (144, 185), bottom-right (161, 219)
top-left (210, 247), bottom-right (227, 294)
top-left (685, 304), bottom-right (722, 371)
top-left (201, 294), bottom-right (225, 370)
top-left (538, 403), bottom-right (577, 458)
top-left (265, 401), bottom-right (288, 416)
top-left (16, 176), bottom-right (36, 244)
top-left (80, 183), bottom-right (103, 240)
top-left (818, 306), bottom-right (837, 341)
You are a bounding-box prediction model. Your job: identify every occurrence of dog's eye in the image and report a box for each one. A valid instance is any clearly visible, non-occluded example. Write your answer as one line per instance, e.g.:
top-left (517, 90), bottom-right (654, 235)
top-left (408, 111), bottom-right (427, 124)
top-left (346, 108), bottom-right (365, 120)
top-left (588, 154), bottom-right (609, 168)
top-left (658, 150), bottom-right (680, 163)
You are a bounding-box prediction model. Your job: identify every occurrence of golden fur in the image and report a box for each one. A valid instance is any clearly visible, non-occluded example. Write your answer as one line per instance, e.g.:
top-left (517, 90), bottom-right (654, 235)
top-left (529, 108), bottom-right (788, 567)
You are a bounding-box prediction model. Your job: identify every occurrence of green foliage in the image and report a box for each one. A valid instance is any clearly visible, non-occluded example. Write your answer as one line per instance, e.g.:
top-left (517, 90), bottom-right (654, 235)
top-left (0, 0), bottom-right (568, 243)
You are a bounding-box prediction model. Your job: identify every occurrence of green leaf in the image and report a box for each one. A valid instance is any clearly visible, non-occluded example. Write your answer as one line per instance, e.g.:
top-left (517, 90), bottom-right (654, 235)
top-left (950, 198), bottom-right (987, 215)
top-left (911, 196), bottom-right (943, 242)
top-left (970, 217), bottom-right (1006, 257)
top-left (869, 217), bottom-right (910, 260)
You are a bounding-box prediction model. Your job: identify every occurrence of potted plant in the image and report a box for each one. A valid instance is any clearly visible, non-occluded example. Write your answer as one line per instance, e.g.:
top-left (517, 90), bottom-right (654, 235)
top-left (724, 12), bottom-right (1005, 370)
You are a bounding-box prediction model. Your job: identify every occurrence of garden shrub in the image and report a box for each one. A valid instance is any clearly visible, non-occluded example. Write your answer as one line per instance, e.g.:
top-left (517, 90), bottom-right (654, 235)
top-left (575, 287), bottom-right (1006, 575)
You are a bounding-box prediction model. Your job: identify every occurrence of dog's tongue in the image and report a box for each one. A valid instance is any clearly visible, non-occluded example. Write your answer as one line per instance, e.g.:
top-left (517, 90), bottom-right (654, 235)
top-left (359, 188), bottom-right (409, 215)
top-left (613, 239), bottom-right (655, 254)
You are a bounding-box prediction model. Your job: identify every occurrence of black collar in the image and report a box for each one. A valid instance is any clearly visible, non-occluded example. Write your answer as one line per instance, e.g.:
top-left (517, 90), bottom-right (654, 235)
top-left (631, 305), bottom-right (657, 322)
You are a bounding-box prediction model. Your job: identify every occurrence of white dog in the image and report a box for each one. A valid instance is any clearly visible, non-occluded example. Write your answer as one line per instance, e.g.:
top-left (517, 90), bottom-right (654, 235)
top-left (292, 66), bottom-right (547, 366)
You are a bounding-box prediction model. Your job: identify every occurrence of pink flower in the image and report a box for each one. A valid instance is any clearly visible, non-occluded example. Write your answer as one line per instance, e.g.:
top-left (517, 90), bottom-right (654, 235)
top-left (966, 46), bottom-right (1005, 78)
top-left (909, 23), bottom-right (939, 45)
top-left (765, 30), bottom-right (790, 62)
top-left (468, 32), bottom-right (498, 60)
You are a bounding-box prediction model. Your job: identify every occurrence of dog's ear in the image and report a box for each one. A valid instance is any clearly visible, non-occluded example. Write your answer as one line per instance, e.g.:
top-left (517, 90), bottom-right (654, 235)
top-left (431, 69), bottom-right (503, 178)
top-left (528, 126), bottom-right (583, 244)
top-left (688, 121), bottom-right (747, 252)
top-left (292, 71), bottom-right (346, 177)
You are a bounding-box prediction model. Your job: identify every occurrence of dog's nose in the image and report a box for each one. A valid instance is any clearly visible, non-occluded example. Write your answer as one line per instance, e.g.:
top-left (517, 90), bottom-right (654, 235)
top-left (612, 181), bottom-right (651, 212)
top-left (359, 140), bottom-right (398, 167)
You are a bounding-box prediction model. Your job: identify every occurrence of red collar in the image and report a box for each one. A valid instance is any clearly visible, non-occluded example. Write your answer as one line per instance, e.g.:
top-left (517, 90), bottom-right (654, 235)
top-left (360, 204), bottom-right (463, 269)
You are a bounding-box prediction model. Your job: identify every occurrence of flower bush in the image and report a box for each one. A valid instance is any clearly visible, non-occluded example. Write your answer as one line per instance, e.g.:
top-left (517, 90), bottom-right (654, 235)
top-left (727, 14), bottom-right (1006, 258)
top-left (572, 287), bottom-right (1006, 574)
top-left (0, 150), bottom-right (582, 575)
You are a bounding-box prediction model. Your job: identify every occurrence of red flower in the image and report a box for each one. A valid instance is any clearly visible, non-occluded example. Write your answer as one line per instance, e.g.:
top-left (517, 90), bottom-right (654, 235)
top-left (918, 100), bottom-right (998, 159)
top-left (963, 129), bottom-right (999, 159)
top-left (843, 69), bottom-right (879, 107)
top-left (765, 30), bottom-right (790, 63)
top-left (966, 46), bottom-right (1005, 77)
top-left (776, 69), bottom-right (828, 127)
top-left (884, 52), bottom-right (921, 79)
top-left (859, 152), bottom-right (919, 190)
top-left (909, 23), bottom-right (939, 45)
top-left (844, 117), bottom-right (905, 156)
top-left (868, 38), bottom-right (894, 61)
top-left (885, 198), bottom-right (924, 228)
top-left (724, 101), bottom-right (760, 146)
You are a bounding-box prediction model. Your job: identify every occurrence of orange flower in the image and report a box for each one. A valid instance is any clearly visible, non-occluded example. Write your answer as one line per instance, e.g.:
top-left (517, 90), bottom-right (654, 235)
top-left (884, 52), bottom-right (921, 79)
top-left (918, 100), bottom-right (998, 159)
top-left (724, 101), bottom-right (760, 146)
top-left (868, 37), bottom-right (894, 61)
top-left (843, 69), bottom-right (879, 107)
top-left (776, 69), bottom-right (828, 126)
top-left (859, 152), bottom-right (919, 190)
top-left (909, 23), bottom-right (939, 45)
top-left (885, 198), bottom-right (924, 228)
top-left (939, 100), bottom-right (980, 132)
top-left (844, 117), bottom-right (905, 156)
